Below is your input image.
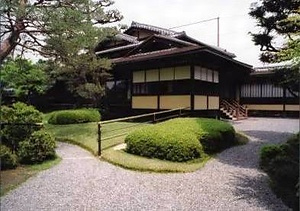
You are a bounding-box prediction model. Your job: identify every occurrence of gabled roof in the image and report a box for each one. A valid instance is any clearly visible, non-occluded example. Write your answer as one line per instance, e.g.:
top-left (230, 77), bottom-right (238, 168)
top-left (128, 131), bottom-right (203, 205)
top-left (95, 21), bottom-right (250, 69)
top-left (124, 34), bottom-right (198, 57)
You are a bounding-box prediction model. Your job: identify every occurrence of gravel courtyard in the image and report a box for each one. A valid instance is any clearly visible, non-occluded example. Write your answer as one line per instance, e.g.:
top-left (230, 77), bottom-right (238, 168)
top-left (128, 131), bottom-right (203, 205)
top-left (1, 118), bottom-right (299, 211)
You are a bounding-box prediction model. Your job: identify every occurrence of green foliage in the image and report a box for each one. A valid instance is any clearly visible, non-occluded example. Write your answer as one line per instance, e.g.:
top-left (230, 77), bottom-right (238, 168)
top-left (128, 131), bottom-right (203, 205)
top-left (259, 133), bottom-right (299, 210)
top-left (0, 144), bottom-right (18, 170)
top-left (1, 0), bottom-right (123, 104)
top-left (1, 102), bottom-right (43, 151)
top-left (125, 118), bottom-right (236, 162)
top-left (47, 109), bottom-right (101, 125)
top-left (249, 0), bottom-right (299, 62)
top-left (18, 130), bottom-right (56, 164)
top-left (0, 57), bottom-right (50, 101)
top-left (196, 118), bottom-right (236, 153)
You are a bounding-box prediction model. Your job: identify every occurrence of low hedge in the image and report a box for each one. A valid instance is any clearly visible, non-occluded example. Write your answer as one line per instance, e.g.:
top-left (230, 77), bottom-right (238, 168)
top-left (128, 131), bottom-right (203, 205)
top-left (260, 133), bottom-right (299, 210)
top-left (48, 109), bottom-right (100, 125)
top-left (125, 118), bottom-right (236, 162)
top-left (0, 144), bottom-right (18, 170)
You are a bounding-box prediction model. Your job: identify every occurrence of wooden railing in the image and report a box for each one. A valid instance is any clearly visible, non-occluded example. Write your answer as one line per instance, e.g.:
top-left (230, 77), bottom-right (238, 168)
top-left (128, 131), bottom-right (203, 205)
top-left (230, 99), bottom-right (248, 118)
top-left (220, 99), bottom-right (248, 120)
top-left (97, 107), bottom-right (190, 156)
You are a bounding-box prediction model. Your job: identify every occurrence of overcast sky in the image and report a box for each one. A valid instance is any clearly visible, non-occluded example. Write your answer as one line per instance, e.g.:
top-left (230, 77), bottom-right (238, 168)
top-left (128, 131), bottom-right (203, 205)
top-left (111, 0), bottom-right (264, 67)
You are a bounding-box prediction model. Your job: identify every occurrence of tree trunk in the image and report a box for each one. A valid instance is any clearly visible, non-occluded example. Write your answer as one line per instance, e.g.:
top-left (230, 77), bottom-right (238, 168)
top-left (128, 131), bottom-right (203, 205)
top-left (0, 21), bottom-right (26, 63)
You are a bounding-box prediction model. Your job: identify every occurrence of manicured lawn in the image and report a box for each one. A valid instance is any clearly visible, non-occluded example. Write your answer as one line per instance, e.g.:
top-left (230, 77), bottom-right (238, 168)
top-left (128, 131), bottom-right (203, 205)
top-left (45, 121), bottom-right (150, 155)
top-left (0, 157), bottom-right (61, 196)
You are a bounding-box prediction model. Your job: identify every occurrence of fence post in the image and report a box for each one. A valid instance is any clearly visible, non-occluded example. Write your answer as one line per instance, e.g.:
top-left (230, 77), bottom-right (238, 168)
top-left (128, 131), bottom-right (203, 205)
top-left (97, 123), bottom-right (102, 156)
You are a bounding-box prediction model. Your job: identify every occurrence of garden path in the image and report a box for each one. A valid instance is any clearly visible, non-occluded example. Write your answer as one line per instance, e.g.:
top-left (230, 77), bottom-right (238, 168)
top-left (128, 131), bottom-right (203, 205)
top-left (1, 118), bottom-right (298, 211)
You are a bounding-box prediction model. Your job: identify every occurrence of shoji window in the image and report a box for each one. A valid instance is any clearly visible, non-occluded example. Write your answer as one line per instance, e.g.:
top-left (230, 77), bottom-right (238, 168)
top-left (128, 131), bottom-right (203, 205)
top-left (200, 67), bottom-right (207, 81)
top-left (207, 69), bottom-right (213, 82)
top-left (194, 66), bottom-right (201, 80)
top-left (213, 71), bottom-right (219, 83)
top-left (251, 84), bottom-right (261, 97)
top-left (194, 66), bottom-right (218, 83)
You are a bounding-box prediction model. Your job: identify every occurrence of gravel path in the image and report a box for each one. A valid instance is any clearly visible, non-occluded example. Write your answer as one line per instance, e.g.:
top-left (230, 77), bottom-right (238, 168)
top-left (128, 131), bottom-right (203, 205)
top-left (1, 118), bottom-right (299, 211)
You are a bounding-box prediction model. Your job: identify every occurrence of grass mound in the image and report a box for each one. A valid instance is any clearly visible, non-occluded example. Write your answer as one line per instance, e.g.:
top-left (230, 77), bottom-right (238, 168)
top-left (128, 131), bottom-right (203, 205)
top-left (47, 109), bottom-right (100, 125)
top-left (125, 118), bottom-right (236, 162)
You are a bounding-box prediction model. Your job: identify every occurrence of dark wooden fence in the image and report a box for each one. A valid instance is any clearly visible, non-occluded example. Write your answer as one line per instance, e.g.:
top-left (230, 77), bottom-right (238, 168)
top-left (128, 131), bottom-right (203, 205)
top-left (97, 107), bottom-right (190, 156)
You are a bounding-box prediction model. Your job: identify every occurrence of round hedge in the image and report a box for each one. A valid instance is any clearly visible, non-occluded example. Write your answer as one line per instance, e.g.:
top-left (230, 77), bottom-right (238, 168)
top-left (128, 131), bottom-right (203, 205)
top-left (1, 102), bottom-right (43, 150)
top-left (125, 118), bottom-right (236, 162)
top-left (48, 109), bottom-right (100, 125)
top-left (125, 118), bottom-right (203, 162)
top-left (18, 130), bottom-right (56, 164)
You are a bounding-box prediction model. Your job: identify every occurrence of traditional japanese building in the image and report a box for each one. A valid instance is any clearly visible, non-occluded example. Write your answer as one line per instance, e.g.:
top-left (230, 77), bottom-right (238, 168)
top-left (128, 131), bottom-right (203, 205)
top-left (96, 21), bottom-right (254, 119)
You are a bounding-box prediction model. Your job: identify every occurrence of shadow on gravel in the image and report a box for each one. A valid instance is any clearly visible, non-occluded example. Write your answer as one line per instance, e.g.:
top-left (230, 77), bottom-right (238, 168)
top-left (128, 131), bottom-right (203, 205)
top-left (215, 131), bottom-right (294, 169)
top-left (228, 173), bottom-right (289, 211)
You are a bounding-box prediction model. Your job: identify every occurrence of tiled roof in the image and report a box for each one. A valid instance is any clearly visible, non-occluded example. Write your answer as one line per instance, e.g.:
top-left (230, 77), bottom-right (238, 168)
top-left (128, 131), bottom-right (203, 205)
top-left (178, 34), bottom-right (236, 58)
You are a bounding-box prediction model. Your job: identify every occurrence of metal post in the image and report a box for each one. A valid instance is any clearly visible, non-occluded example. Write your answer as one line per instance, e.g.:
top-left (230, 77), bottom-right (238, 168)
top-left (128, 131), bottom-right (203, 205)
top-left (217, 17), bottom-right (220, 47)
top-left (97, 123), bottom-right (102, 156)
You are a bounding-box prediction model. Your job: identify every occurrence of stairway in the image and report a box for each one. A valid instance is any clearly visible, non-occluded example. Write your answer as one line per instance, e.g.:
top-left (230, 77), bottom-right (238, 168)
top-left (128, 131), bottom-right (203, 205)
top-left (220, 99), bottom-right (248, 121)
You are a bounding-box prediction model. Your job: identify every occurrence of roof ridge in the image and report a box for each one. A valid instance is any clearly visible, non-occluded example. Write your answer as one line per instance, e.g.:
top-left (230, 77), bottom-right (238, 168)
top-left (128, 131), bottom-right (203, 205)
top-left (154, 34), bottom-right (198, 47)
top-left (116, 33), bottom-right (139, 44)
top-left (131, 21), bottom-right (182, 36)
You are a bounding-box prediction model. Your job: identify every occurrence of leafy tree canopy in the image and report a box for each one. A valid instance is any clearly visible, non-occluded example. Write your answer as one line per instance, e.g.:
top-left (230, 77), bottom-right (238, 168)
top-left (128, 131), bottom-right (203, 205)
top-left (0, 57), bottom-right (50, 102)
top-left (0, 0), bottom-right (122, 104)
top-left (249, 0), bottom-right (299, 63)
top-left (0, 0), bottom-right (122, 62)
top-left (249, 0), bottom-right (300, 96)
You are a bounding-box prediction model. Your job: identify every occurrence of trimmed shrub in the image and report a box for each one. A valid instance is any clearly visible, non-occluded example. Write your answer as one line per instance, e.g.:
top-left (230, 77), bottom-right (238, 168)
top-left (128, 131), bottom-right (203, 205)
top-left (48, 109), bottom-right (100, 125)
top-left (18, 130), bottom-right (56, 164)
top-left (125, 118), bottom-right (202, 162)
top-left (0, 144), bottom-right (17, 170)
top-left (259, 133), bottom-right (299, 210)
top-left (197, 118), bottom-right (236, 153)
top-left (260, 145), bottom-right (283, 170)
top-left (1, 102), bottom-right (43, 151)
top-left (125, 118), bottom-right (236, 162)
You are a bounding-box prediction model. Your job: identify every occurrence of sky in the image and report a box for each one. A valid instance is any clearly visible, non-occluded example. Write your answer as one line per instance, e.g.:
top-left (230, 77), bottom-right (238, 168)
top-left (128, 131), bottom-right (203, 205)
top-left (110, 0), bottom-right (264, 67)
